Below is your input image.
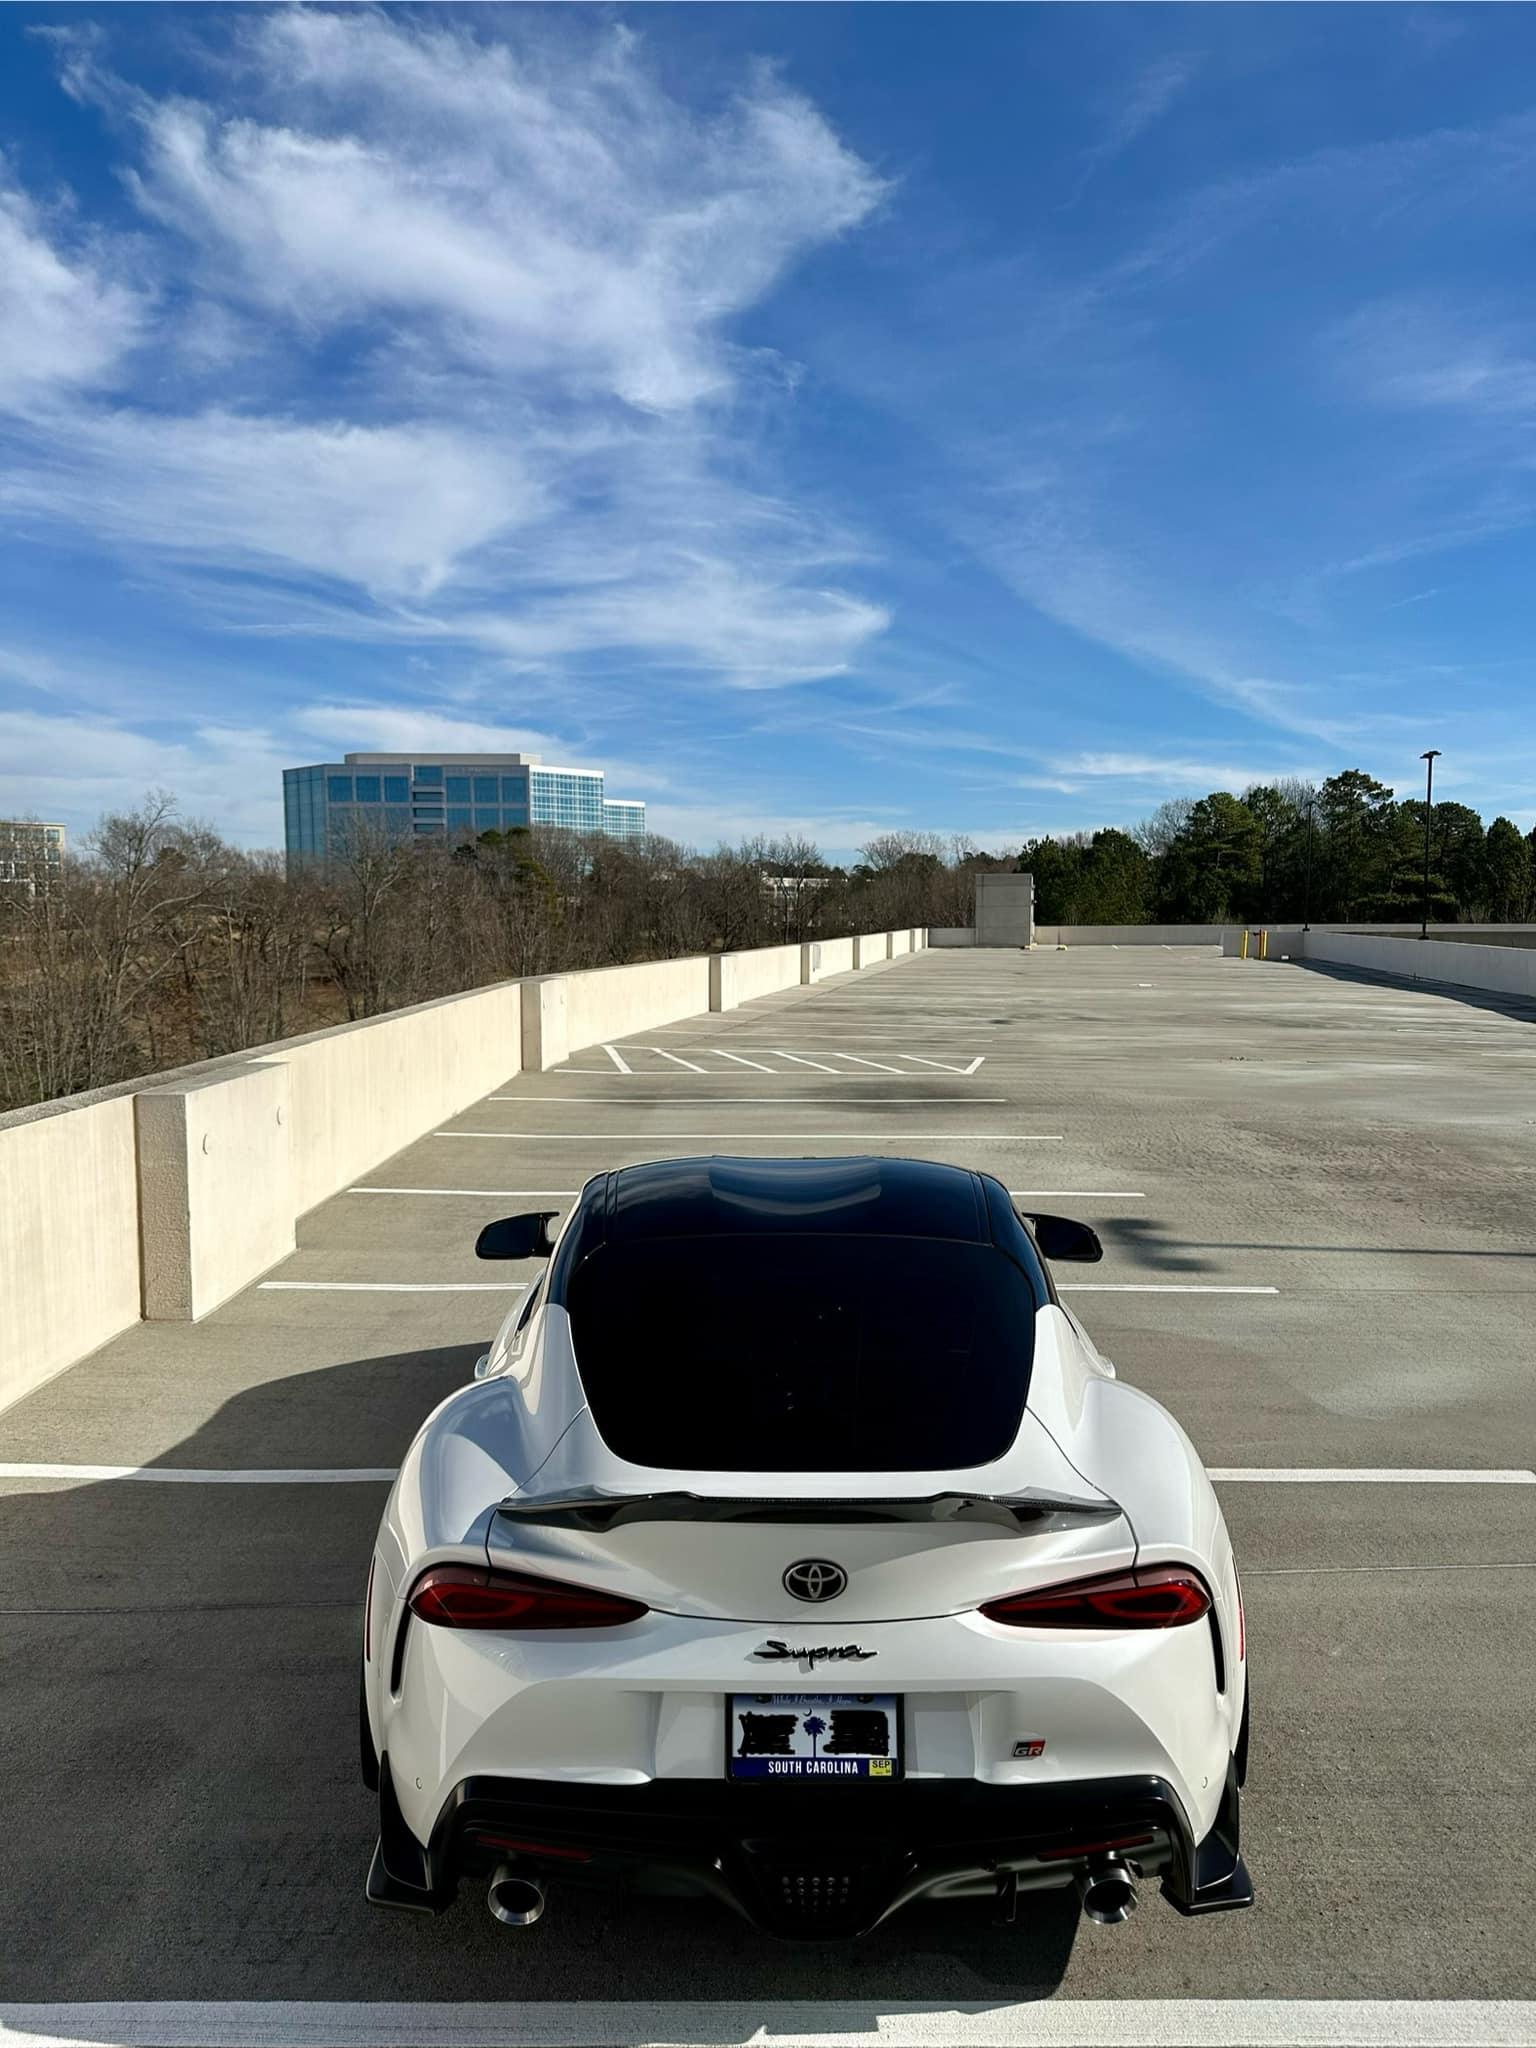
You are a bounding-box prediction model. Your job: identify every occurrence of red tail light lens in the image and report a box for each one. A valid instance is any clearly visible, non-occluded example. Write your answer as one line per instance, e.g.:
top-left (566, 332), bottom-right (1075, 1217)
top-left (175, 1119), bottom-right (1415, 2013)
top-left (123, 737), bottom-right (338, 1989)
top-left (981, 1565), bottom-right (1212, 1630)
top-left (407, 1564), bottom-right (647, 1630)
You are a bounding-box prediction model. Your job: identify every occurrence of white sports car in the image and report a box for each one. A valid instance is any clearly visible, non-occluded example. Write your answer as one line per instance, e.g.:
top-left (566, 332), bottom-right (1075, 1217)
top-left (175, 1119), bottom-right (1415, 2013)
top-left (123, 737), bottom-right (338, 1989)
top-left (361, 1156), bottom-right (1252, 1937)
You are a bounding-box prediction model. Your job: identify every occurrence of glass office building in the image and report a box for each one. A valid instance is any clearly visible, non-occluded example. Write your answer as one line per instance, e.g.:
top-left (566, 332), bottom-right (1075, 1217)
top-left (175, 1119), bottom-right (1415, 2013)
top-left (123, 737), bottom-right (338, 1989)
top-left (284, 753), bottom-right (645, 868)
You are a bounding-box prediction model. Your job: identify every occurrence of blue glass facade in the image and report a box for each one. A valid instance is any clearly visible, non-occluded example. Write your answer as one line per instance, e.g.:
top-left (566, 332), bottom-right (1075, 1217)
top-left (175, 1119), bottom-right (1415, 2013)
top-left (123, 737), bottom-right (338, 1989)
top-left (284, 756), bottom-right (642, 868)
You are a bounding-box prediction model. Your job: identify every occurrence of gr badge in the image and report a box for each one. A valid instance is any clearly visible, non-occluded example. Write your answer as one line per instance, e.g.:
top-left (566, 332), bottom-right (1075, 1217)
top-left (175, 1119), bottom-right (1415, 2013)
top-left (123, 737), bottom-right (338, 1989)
top-left (1012, 1738), bottom-right (1046, 1759)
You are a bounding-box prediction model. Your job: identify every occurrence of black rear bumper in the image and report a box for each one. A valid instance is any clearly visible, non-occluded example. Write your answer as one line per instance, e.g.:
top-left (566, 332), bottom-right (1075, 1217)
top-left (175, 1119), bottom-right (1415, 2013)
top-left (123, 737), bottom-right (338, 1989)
top-left (367, 1755), bottom-right (1252, 1937)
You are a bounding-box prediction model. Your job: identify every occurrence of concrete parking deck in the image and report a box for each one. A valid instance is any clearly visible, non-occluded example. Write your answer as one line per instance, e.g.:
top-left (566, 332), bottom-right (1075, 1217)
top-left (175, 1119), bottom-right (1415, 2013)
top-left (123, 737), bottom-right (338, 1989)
top-left (1, 946), bottom-right (1533, 2041)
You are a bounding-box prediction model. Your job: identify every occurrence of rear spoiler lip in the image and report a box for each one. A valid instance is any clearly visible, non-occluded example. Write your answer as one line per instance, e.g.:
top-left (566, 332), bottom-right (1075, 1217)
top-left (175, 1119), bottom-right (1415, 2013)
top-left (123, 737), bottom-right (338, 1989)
top-left (492, 1487), bottom-right (1122, 1535)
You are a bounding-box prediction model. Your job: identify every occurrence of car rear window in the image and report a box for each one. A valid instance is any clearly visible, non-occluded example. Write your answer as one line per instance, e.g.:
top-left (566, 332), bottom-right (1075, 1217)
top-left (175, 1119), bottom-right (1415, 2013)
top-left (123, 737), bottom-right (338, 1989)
top-left (564, 1234), bottom-right (1038, 1472)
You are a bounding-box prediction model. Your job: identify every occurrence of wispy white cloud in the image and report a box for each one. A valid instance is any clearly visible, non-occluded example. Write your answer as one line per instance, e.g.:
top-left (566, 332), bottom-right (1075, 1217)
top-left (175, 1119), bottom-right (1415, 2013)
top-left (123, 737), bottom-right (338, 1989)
top-left (0, 181), bottom-right (146, 405)
top-left (1, 12), bottom-right (891, 693)
top-left (1064, 55), bottom-right (1200, 205)
top-left (1328, 296), bottom-right (1536, 420)
top-left (1046, 751), bottom-right (1318, 790)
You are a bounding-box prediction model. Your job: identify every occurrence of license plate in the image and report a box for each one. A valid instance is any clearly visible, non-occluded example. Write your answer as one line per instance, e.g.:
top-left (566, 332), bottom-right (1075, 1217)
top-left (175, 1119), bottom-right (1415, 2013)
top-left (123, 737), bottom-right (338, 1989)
top-left (727, 1693), bottom-right (901, 1780)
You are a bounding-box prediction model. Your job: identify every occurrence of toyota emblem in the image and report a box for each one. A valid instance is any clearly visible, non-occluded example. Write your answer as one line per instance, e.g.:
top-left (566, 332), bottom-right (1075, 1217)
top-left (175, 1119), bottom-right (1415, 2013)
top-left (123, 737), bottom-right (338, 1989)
top-left (783, 1559), bottom-right (848, 1603)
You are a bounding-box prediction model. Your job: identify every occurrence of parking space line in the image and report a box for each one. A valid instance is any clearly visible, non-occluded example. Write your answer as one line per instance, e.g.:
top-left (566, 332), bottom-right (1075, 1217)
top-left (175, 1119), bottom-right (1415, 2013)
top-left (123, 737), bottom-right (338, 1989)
top-left (348, 1187), bottom-right (578, 1197)
top-left (648, 1048), bottom-right (707, 1073)
top-left (488, 1096), bottom-right (1012, 1105)
top-left (4, 1465), bottom-right (1529, 1494)
top-left (1211, 1467), bottom-right (1535, 1484)
top-left (773, 1049), bottom-right (840, 1073)
top-left (435, 1131), bottom-right (1066, 1141)
top-left (257, 1281), bottom-right (526, 1293)
top-left (1061, 1283), bottom-right (1277, 1294)
top-left (2, 1997), bottom-right (1532, 2046)
top-left (600, 1043), bottom-right (632, 1074)
top-left (711, 1049), bottom-right (776, 1072)
top-left (0, 1466), bottom-right (396, 1485)
top-left (828, 1052), bottom-right (904, 1073)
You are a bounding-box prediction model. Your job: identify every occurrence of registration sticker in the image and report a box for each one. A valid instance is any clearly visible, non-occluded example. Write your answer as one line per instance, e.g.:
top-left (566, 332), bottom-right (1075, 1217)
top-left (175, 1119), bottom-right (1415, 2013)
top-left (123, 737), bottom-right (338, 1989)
top-left (727, 1693), bottom-right (902, 1780)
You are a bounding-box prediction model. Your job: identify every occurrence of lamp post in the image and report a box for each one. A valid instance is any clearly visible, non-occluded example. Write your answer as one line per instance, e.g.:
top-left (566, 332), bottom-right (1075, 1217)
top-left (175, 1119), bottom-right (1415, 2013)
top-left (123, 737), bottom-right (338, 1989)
top-left (1419, 749), bottom-right (1441, 940)
top-left (1302, 797), bottom-right (1316, 932)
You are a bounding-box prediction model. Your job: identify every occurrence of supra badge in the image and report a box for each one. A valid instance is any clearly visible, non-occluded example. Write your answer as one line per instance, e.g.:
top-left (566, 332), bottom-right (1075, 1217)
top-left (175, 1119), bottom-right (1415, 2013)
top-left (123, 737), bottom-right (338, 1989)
top-left (783, 1559), bottom-right (848, 1603)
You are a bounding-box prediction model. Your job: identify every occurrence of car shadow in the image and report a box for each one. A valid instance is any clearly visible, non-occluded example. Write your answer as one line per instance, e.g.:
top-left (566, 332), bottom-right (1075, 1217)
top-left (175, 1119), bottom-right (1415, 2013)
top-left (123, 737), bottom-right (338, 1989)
top-left (0, 1343), bottom-right (1081, 2005)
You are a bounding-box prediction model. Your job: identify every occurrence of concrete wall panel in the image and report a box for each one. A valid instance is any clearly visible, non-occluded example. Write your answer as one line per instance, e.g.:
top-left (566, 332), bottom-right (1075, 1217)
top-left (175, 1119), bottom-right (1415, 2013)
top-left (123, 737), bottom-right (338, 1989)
top-left (0, 1095), bottom-right (141, 1411)
top-left (271, 982), bottom-right (523, 1212)
top-left (561, 956), bottom-right (712, 1061)
top-left (711, 945), bottom-right (801, 1012)
top-left (853, 933), bottom-right (889, 968)
top-left (927, 927), bottom-right (976, 947)
top-left (136, 1062), bottom-right (293, 1320)
top-left (889, 930), bottom-right (912, 957)
top-left (1298, 930), bottom-right (1536, 997)
top-left (801, 937), bottom-right (856, 983)
top-left (1043, 924), bottom-right (1225, 947)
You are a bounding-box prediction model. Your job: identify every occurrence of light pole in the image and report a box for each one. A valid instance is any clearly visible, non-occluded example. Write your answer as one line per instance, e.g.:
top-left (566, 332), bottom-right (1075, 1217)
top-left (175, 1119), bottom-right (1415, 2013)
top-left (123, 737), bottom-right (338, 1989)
top-left (1419, 749), bottom-right (1441, 939)
top-left (1302, 797), bottom-right (1316, 932)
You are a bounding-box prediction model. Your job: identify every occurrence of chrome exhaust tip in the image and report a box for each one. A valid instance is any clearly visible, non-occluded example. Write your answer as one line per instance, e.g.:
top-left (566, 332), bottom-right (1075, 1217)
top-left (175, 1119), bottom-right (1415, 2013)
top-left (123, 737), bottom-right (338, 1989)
top-left (487, 1865), bottom-right (546, 1928)
top-left (1078, 1857), bottom-right (1139, 1926)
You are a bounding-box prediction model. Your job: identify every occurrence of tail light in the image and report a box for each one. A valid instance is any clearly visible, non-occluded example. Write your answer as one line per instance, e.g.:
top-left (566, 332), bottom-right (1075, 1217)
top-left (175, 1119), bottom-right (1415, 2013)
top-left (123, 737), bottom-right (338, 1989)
top-left (981, 1565), bottom-right (1211, 1629)
top-left (407, 1563), bottom-right (648, 1630)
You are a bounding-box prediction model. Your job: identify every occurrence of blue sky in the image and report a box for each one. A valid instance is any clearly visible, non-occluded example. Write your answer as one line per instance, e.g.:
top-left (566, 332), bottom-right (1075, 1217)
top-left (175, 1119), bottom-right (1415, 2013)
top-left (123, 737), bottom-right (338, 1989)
top-left (2, 4), bottom-right (1534, 859)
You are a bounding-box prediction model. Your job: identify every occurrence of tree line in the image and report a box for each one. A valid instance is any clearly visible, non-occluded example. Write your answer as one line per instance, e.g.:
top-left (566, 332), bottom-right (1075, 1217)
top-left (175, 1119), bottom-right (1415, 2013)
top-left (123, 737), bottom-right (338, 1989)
top-left (0, 802), bottom-right (1001, 1113)
top-left (1023, 772), bottom-right (1535, 929)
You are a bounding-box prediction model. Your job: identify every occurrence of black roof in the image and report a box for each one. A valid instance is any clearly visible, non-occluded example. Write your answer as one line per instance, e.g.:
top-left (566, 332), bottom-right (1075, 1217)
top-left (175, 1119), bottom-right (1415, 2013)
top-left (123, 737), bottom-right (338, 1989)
top-left (605, 1155), bottom-right (988, 1243)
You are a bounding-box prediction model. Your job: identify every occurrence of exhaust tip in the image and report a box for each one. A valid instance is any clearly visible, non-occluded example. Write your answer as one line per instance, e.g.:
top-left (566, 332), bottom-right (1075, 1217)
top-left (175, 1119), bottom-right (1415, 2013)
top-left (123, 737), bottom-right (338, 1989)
top-left (1078, 1858), bottom-right (1139, 1927)
top-left (487, 1865), bottom-right (546, 1928)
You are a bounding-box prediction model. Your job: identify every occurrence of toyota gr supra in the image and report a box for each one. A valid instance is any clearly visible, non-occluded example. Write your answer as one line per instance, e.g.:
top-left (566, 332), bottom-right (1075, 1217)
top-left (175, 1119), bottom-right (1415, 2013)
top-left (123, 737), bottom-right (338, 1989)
top-left (360, 1155), bottom-right (1253, 1938)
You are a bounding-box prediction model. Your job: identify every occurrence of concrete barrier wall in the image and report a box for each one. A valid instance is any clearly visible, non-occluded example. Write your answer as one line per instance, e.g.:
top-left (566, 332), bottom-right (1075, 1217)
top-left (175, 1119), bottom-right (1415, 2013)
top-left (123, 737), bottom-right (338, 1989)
top-left (137, 1062), bottom-right (294, 1321)
top-left (711, 944), bottom-right (802, 1012)
top-left (1297, 929), bottom-right (1536, 997)
top-left (272, 982), bottom-right (524, 1213)
top-left (523, 956), bottom-right (712, 1073)
top-left (0, 1093), bottom-right (142, 1413)
top-left (927, 927), bottom-right (976, 947)
top-left (802, 936), bottom-right (856, 983)
top-left (0, 929), bottom-right (922, 1407)
top-left (1044, 925), bottom-right (1226, 947)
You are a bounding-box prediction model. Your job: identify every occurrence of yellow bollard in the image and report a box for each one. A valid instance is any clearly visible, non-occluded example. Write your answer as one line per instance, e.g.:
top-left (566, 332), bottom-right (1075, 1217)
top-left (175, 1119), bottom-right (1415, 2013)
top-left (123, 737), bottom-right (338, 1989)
top-left (1240, 929), bottom-right (1250, 960)
top-left (1259, 928), bottom-right (1269, 961)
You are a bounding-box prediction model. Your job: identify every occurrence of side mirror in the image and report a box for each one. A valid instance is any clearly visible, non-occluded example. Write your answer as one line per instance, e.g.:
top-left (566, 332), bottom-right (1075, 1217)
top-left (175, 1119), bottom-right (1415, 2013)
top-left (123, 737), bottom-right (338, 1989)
top-left (1024, 1212), bottom-right (1103, 1264)
top-left (475, 1211), bottom-right (559, 1261)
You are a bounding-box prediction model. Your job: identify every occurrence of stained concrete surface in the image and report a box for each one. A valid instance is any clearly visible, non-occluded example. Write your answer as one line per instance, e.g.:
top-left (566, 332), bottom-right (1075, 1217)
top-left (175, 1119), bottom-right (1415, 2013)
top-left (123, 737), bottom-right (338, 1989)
top-left (1, 948), bottom-right (1533, 2005)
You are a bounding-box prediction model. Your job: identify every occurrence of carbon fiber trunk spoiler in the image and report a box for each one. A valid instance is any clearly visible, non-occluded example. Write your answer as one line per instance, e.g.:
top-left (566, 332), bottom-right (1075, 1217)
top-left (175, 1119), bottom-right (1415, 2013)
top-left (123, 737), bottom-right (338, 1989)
top-left (492, 1488), bottom-right (1121, 1535)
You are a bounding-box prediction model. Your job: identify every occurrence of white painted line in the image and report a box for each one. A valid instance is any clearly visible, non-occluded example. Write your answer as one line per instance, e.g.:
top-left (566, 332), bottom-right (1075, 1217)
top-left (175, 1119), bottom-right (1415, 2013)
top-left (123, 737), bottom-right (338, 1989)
top-left (0, 1466), bottom-right (396, 1485)
top-left (349, 1187), bottom-right (577, 1197)
top-left (648, 1047), bottom-right (707, 1073)
top-left (711, 1049), bottom-right (775, 1073)
top-left (2, 1999), bottom-right (1531, 2047)
top-left (1212, 1467), bottom-right (1536, 1485)
top-left (1059, 1283), bottom-right (1278, 1294)
top-left (600, 1042), bottom-right (632, 1074)
top-left (828, 1052), bottom-right (904, 1073)
top-left (773, 1049), bottom-right (840, 1073)
top-left (257, 1280), bottom-right (527, 1293)
top-left (490, 1097), bottom-right (1012, 1106)
top-left (896, 1054), bottom-right (972, 1073)
top-left (963, 1056), bottom-right (986, 1075)
top-left (437, 1132), bottom-right (1065, 1141)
